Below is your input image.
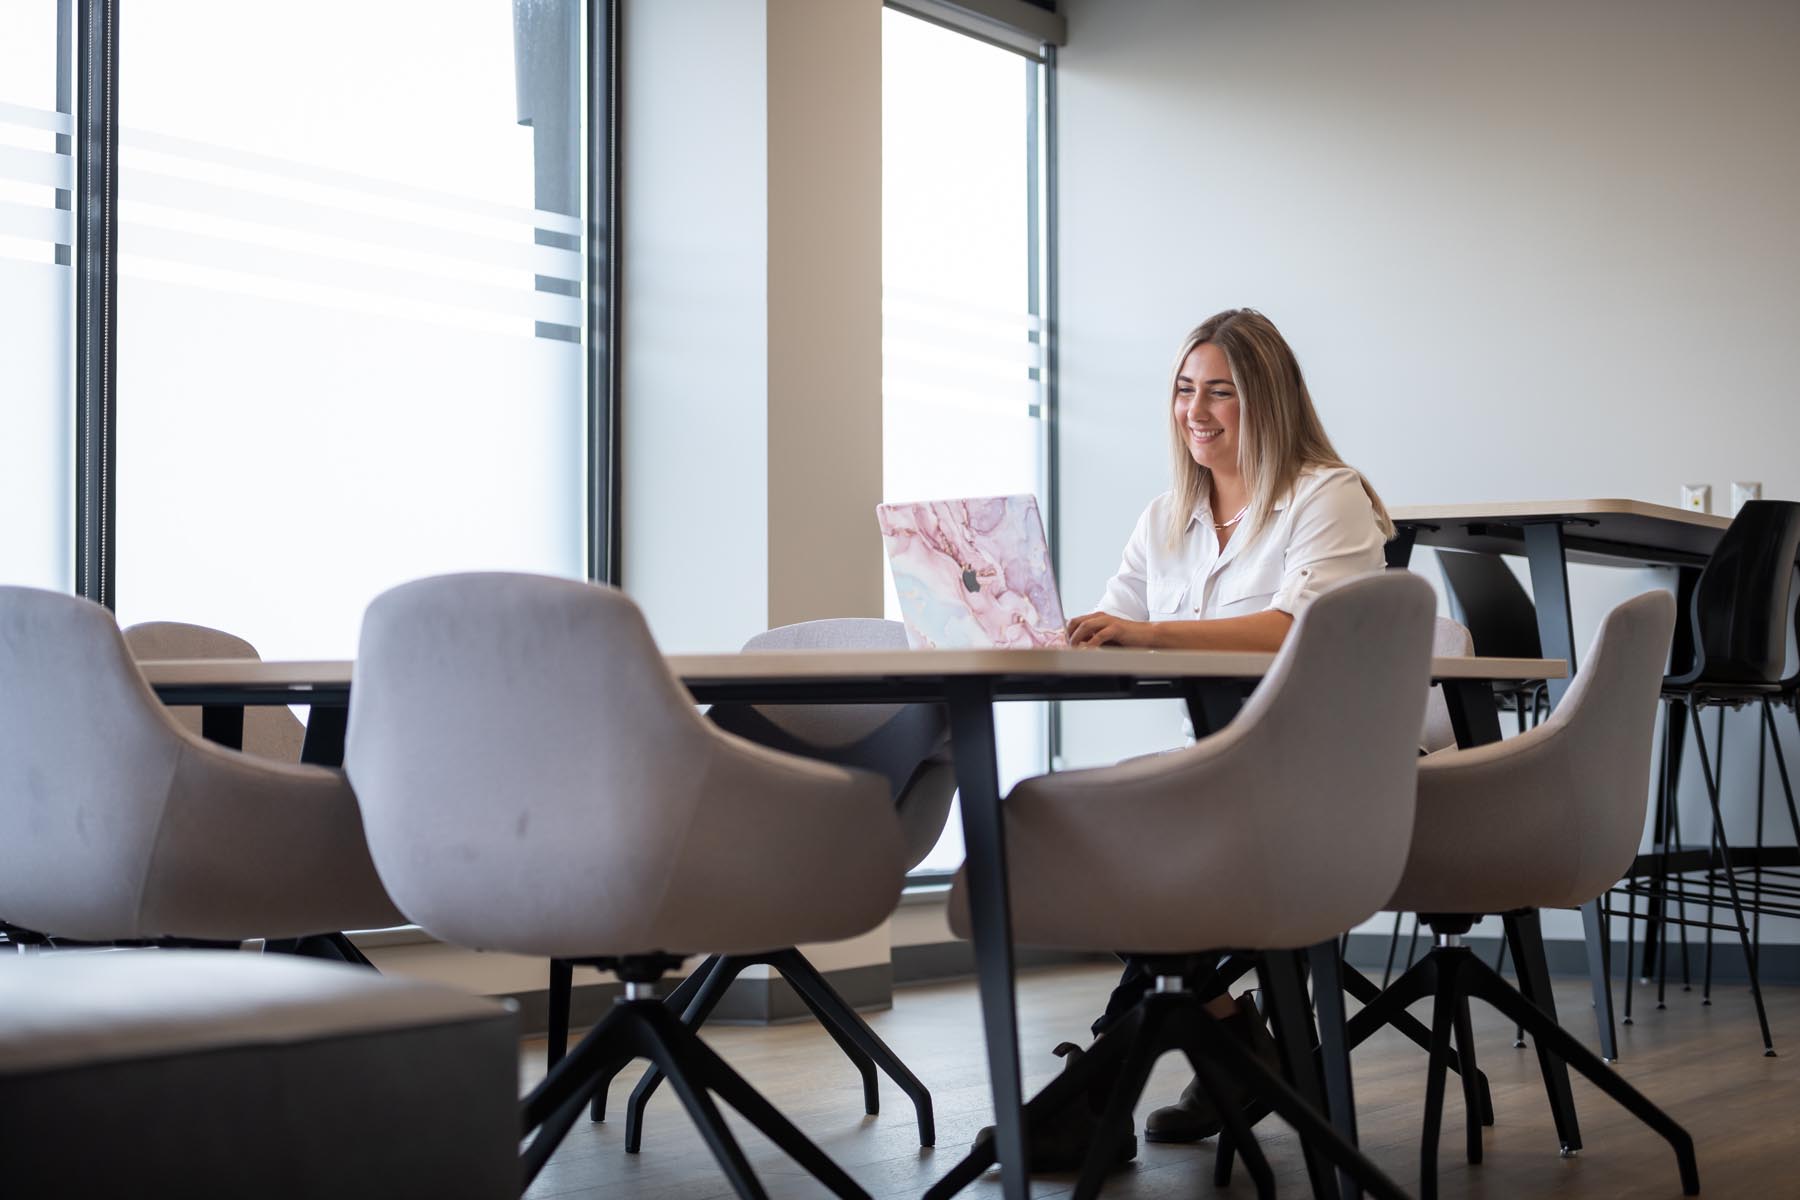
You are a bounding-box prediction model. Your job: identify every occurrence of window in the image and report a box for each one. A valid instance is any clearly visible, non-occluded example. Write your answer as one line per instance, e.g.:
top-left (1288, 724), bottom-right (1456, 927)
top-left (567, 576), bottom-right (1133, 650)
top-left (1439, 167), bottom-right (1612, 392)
top-left (0, 3), bottom-right (74, 591)
top-left (883, 9), bottom-right (1052, 873)
top-left (107, 1), bottom-right (597, 656)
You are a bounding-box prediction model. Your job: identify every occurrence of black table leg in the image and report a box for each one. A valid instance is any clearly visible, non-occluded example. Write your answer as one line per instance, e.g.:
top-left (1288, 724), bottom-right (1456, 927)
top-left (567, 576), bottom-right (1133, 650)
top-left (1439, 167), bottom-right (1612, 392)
top-left (943, 678), bottom-right (1027, 1200)
top-left (1385, 527), bottom-right (1418, 569)
top-left (200, 703), bottom-right (244, 750)
top-left (1523, 519), bottom-right (1626, 1064)
top-left (1442, 679), bottom-right (1503, 750)
top-left (1522, 521), bottom-right (1579, 709)
top-left (1185, 679), bottom-right (1252, 738)
top-left (1581, 898), bottom-right (1619, 1062)
top-left (301, 705), bottom-right (349, 766)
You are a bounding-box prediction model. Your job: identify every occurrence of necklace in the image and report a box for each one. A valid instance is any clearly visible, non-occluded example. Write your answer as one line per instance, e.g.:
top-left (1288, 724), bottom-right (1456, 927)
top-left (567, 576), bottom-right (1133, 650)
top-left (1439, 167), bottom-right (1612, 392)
top-left (1212, 505), bottom-right (1249, 531)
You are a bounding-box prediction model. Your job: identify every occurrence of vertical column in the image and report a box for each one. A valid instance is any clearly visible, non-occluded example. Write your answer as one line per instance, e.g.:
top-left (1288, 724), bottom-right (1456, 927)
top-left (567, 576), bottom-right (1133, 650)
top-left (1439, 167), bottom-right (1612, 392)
top-left (765, 0), bottom-right (883, 628)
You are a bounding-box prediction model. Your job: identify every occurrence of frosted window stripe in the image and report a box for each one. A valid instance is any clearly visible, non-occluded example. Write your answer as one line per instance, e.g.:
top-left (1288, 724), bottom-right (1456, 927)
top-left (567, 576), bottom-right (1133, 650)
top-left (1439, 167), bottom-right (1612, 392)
top-left (883, 289), bottom-right (1043, 333)
top-left (0, 199), bottom-right (71, 244)
top-left (123, 127), bottom-right (581, 236)
top-left (125, 186), bottom-right (576, 287)
top-left (119, 255), bottom-right (579, 341)
top-left (883, 376), bottom-right (1041, 419)
top-left (883, 325), bottom-right (1044, 369)
top-left (120, 146), bottom-right (570, 251)
top-left (0, 144), bottom-right (72, 189)
top-left (883, 308), bottom-right (1042, 341)
top-left (885, 336), bottom-right (1044, 378)
top-left (0, 100), bottom-right (72, 136)
top-left (124, 168), bottom-right (582, 280)
top-left (885, 355), bottom-right (1042, 400)
top-left (120, 222), bottom-right (582, 326)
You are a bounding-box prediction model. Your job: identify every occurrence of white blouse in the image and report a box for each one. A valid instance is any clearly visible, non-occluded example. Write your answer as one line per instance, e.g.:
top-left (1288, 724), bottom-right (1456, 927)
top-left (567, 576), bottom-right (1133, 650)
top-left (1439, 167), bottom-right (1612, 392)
top-left (1095, 465), bottom-right (1386, 623)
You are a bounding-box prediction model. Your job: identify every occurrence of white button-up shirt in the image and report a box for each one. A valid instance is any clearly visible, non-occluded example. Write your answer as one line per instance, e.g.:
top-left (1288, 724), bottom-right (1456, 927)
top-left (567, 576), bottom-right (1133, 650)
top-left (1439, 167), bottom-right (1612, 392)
top-left (1096, 465), bottom-right (1386, 623)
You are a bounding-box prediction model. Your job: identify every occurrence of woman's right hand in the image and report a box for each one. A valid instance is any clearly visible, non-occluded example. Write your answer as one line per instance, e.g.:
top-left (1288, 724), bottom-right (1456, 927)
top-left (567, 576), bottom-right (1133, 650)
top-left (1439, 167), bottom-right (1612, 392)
top-left (1066, 611), bottom-right (1155, 648)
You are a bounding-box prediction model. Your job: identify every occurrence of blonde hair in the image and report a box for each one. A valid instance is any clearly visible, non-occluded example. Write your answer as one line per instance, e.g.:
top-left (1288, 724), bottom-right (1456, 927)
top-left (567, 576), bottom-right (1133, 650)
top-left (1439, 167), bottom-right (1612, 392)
top-left (1165, 308), bottom-right (1393, 548)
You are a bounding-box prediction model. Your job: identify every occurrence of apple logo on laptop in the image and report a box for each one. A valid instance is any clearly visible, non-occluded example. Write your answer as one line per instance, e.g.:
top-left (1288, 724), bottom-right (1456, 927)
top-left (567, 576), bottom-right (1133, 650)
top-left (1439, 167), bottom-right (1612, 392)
top-left (962, 567), bottom-right (980, 593)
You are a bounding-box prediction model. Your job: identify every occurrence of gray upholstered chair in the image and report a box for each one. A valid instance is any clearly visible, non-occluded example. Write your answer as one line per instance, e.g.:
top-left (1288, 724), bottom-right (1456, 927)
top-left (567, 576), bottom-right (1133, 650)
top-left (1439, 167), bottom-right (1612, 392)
top-left (1350, 591), bottom-right (1698, 1198)
top-left (342, 573), bottom-right (907, 1197)
top-left (586, 616), bottom-right (952, 1149)
top-left (1381, 617), bottom-right (1476, 988)
top-left (123, 620), bottom-right (307, 762)
top-left (0, 586), bottom-right (402, 946)
top-left (930, 571), bottom-right (1435, 1200)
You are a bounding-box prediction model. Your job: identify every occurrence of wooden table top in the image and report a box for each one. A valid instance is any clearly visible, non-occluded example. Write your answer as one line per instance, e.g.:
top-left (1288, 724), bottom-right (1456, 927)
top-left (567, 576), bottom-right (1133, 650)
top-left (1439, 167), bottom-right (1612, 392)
top-left (137, 648), bottom-right (1565, 696)
top-left (1391, 498), bottom-right (1731, 568)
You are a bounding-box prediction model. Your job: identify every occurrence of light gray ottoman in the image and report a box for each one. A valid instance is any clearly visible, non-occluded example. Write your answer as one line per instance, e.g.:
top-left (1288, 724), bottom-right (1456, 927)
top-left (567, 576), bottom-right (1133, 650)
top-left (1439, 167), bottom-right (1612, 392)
top-left (0, 951), bottom-right (518, 1199)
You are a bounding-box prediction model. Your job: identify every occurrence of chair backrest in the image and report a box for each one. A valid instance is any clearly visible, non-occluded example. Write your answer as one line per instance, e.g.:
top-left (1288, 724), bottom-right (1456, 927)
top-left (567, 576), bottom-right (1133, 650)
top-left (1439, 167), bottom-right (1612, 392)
top-left (1537, 590), bottom-right (1678, 903)
top-left (708, 619), bottom-right (954, 871)
top-left (1437, 551), bottom-right (1541, 659)
top-left (1214, 572), bottom-right (1436, 941)
top-left (343, 574), bottom-right (904, 959)
top-left (1420, 616), bottom-right (1474, 753)
top-left (122, 621), bottom-right (307, 762)
top-left (1395, 590), bottom-right (1676, 916)
top-left (0, 588), bottom-right (191, 938)
top-left (1036, 573), bottom-right (1432, 952)
top-left (1678, 499), bottom-right (1800, 686)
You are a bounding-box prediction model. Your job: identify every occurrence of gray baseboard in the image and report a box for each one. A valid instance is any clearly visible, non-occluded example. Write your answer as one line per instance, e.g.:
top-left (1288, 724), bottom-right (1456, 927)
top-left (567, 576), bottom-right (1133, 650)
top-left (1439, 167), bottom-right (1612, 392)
top-left (893, 941), bottom-right (1111, 985)
top-left (503, 946), bottom-right (1108, 1037)
top-left (1341, 931), bottom-right (1800, 986)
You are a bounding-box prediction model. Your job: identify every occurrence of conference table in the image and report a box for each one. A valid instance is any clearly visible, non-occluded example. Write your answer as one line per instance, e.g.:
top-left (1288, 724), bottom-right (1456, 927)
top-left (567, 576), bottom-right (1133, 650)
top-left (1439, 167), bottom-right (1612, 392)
top-left (142, 645), bottom-right (1565, 1200)
top-left (1387, 498), bottom-right (1739, 1061)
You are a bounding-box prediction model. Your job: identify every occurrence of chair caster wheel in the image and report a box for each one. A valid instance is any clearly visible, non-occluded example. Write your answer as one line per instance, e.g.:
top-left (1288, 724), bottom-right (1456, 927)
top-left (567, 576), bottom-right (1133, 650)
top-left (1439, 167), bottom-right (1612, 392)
top-left (1512, 1039), bottom-right (1526, 1049)
top-left (1560, 1146), bottom-right (1579, 1159)
top-left (1765, 1049), bottom-right (1778, 1058)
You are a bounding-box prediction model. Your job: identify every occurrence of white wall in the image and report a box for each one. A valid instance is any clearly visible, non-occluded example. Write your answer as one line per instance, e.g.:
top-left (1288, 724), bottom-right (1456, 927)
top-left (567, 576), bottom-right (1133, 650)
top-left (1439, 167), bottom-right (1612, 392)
top-left (1056, 0), bottom-right (1800, 943)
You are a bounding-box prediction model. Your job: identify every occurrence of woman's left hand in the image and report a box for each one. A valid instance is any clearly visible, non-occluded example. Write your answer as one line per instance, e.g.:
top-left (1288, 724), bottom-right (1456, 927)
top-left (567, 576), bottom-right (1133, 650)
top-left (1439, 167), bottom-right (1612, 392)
top-left (1066, 611), bottom-right (1157, 648)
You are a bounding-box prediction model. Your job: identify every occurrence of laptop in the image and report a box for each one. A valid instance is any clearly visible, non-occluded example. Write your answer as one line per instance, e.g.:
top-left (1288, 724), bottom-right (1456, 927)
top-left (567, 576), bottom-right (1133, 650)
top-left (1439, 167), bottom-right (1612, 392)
top-left (876, 494), bottom-right (1069, 650)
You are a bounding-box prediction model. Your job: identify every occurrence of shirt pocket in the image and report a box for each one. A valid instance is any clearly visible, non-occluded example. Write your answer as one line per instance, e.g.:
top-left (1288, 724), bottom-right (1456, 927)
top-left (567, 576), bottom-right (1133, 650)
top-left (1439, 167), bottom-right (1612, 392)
top-left (1215, 559), bottom-right (1285, 614)
top-left (1146, 574), bottom-right (1191, 618)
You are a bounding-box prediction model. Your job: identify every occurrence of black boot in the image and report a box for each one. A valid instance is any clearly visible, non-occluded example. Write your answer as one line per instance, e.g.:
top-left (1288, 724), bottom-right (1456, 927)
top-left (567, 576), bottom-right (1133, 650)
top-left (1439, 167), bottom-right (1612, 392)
top-left (974, 1042), bottom-right (1138, 1174)
top-left (1143, 993), bottom-right (1280, 1143)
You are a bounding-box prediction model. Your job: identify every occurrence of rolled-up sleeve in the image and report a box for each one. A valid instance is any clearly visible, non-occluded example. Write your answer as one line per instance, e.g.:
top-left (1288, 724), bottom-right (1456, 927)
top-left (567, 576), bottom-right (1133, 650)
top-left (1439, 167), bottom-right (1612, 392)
top-left (1095, 504), bottom-right (1154, 620)
top-left (1268, 470), bottom-right (1386, 617)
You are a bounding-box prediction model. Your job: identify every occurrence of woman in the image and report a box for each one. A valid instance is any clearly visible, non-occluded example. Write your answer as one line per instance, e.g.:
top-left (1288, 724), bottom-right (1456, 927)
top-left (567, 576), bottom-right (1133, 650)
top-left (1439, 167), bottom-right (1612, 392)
top-left (1058, 308), bottom-right (1394, 1160)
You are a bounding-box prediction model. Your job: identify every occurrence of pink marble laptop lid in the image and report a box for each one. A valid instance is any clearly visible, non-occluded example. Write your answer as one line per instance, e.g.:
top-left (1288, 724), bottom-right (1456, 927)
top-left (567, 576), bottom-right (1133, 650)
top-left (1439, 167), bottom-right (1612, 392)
top-left (877, 495), bottom-right (1068, 650)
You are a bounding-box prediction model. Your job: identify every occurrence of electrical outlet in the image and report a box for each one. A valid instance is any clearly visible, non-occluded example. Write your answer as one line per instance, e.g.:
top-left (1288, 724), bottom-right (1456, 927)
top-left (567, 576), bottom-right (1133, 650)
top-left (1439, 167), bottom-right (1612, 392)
top-left (1732, 481), bottom-right (1762, 515)
top-left (1681, 484), bottom-right (1711, 514)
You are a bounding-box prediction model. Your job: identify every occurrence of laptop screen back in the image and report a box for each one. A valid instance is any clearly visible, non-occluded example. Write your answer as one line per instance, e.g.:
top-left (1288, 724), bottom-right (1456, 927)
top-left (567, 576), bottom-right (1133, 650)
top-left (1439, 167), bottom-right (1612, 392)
top-left (877, 494), bottom-right (1068, 650)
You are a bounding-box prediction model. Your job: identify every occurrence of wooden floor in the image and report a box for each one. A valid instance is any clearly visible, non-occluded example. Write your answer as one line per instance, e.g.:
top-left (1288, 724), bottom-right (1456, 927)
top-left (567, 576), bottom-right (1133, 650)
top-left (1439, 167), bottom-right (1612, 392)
top-left (520, 963), bottom-right (1800, 1198)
